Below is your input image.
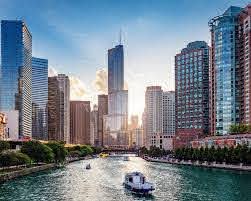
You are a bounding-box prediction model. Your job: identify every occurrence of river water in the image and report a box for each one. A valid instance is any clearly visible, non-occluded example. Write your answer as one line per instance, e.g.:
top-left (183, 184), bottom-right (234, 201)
top-left (0, 156), bottom-right (251, 201)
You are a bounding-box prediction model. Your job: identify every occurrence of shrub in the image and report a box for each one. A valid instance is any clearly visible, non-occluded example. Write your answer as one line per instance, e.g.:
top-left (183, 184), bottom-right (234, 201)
top-left (0, 141), bottom-right (10, 153)
top-left (0, 151), bottom-right (31, 167)
top-left (47, 141), bottom-right (67, 163)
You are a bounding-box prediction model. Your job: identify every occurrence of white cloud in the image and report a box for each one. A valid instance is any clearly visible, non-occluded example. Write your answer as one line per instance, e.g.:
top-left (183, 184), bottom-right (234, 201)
top-left (93, 68), bottom-right (108, 94)
top-left (48, 67), bottom-right (58, 77)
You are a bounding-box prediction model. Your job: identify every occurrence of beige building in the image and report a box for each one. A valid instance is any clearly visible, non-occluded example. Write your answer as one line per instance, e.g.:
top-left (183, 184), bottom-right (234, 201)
top-left (90, 105), bottom-right (98, 146)
top-left (70, 101), bottom-right (90, 145)
top-left (0, 113), bottom-right (7, 140)
top-left (98, 94), bottom-right (108, 146)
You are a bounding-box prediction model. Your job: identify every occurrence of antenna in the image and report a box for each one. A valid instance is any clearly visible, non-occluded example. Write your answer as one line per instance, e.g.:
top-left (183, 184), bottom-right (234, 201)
top-left (119, 28), bottom-right (122, 45)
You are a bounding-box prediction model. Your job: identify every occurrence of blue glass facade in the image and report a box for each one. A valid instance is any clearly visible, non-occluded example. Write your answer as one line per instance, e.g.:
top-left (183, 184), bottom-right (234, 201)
top-left (209, 6), bottom-right (243, 135)
top-left (0, 20), bottom-right (32, 138)
top-left (32, 57), bottom-right (48, 140)
top-left (108, 45), bottom-right (124, 93)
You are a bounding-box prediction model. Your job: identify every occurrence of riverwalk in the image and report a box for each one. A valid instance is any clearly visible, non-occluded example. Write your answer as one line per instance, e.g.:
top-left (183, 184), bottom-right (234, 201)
top-left (144, 156), bottom-right (251, 171)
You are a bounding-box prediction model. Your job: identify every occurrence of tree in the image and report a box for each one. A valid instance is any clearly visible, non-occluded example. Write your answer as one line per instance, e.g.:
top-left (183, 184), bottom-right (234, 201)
top-left (0, 141), bottom-right (10, 153)
top-left (21, 141), bottom-right (54, 163)
top-left (139, 147), bottom-right (148, 155)
top-left (47, 141), bottom-right (67, 163)
top-left (0, 151), bottom-right (31, 167)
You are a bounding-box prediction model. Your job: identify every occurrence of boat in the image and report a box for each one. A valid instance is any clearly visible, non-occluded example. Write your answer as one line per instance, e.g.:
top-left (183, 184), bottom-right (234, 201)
top-left (123, 156), bottom-right (130, 161)
top-left (123, 172), bottom-right (155, 195)
top-left (99, 153), bottom-right (109, 158)
top-left (86, 164), bottom-right (91, 169)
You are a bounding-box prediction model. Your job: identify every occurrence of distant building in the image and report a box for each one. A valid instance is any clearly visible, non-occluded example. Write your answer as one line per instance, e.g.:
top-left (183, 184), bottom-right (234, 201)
top-left (129, 115), bottom-right (139, 147)
top-left (0, 113), bottom-right (7, 140)
top-left (104, 44), bottom-right (128, 148)
top-left (162, 91), bottom-right (175, 136)
top-left (48, 74), bottom-right (70, 143)
top-left (3, 111), bottom-right (19, 140)
top-left (31, 57), bottom-right (48, 140)
top-left (98, 94), bottom-right (108, 146)
top-left (135, 128), bottom-right (144, 148)
top-left (0, 20), bottom-right (32, 139)
top-left (70, 101), bottom-right (90, 145)
top-left (144, 86), bottom-right (163, 149)
top-left (90, 105), bottom-right (98, 146)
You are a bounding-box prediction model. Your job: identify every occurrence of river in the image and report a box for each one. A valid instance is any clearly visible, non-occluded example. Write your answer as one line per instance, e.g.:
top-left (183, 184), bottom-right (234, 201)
top-left (0, 156), bottom-right (251, 201)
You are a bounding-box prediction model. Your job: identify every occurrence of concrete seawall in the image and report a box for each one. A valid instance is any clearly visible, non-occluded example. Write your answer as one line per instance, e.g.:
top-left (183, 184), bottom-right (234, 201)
top-left (0, 164), bottom-right (56, 183)
top-left (144, 157), bottom-right (251, 172)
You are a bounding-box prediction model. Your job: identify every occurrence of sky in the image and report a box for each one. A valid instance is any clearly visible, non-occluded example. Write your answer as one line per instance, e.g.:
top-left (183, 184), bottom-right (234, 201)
top-left (0, 0), bottom-right (249, 119)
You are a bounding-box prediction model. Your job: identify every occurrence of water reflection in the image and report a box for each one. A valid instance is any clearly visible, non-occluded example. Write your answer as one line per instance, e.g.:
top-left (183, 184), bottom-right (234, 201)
top-left (0, 156), bottom-right (251, 201)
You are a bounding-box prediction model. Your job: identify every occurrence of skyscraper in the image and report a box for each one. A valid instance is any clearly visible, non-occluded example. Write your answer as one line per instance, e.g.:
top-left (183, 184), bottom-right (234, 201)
top-left (209, 6), bottom-right (242, 135)
top-left (104, 44), bottom-right (128, 147)
top-left (98, 94), bottom-right (108, 146)
top-left (0, 20), bottom-right (32, 139)
top-left (70, 101), bottom-right (90, 145)
top-left (175, 41), bottom-right (209, 145)
top-left (31, 57), bottom-right (48, 140)
top-left (162, 91), bottom-right (175, 136)
top-left (144, 86), bottom-right (163, 148)
top-left (48, 74), bottom-right (70, 143)
top-left (90, 104), bottom-right (98, 146)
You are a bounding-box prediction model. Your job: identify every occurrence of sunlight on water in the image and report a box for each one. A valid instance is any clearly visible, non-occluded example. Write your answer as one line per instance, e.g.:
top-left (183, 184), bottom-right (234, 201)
top-left (0, 156), bottom-right (251, 201)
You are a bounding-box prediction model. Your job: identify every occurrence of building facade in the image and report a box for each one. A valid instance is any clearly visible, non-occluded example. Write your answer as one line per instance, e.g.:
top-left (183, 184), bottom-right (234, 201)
top-left (31, 57), bottom-right (48, 140)
top-left (175, 41), bottom-right (210, 145)
top-left (0, 113), bottom-right (6, 140)
top-left (209, 6), bottom-right (243, 135)
top-left (48, 74), bottom-right (70, 143)
top-left (144, 86), bottom-right (163, 149)
top-left (104, 44), bottom-right (128, 148)
top-left (162, 91), bottom-right (175, 136)
top-left (0, 20), bottom-right (32, 139)
top-left (98, 94), bottom-right (108, 146)
top-left (70, 101), bottom-right (90, 145)
top-left (90, 105), bottom-right (98, 146)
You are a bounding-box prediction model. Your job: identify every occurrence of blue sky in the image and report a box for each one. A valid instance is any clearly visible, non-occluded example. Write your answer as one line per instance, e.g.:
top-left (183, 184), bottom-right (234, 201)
top-left (0, 0), bottom-right (248, 118)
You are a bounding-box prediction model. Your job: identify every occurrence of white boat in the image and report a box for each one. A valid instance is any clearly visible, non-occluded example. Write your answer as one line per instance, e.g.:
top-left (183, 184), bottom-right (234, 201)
top-left (123, 156), bottom-right (129, 161)
top-left (123, 172), bottom-right (155, 195)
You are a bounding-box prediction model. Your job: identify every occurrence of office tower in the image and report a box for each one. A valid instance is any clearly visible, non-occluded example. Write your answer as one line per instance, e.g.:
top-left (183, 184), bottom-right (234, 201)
top-left (90, 105), bottom-right (98, 146)
top-left (175, 41), bottom-right (209, 145)
top-left (162, 91), bottom-right (175, 136)
top-left (31, 57), bottom-right (48, 140)
top-left (144, 86), bottom-right (163, 148)
top-left (135, 127), bottom-right (144, 148)
top-left (70, 101), bottom-right (90, 145)
top-left (104, 44), bottom-right (128, 147)
top-left (0, 20), bottom-right (32, 139)
top-left (128, 115), bottom-right (139, 147)
top-left (98, 94), bottom-right (108, 146)
top-left (142, 111), bottom-right (147, 147)
top-left (209, 6), bottom-right (243, 135)
top-left (48, 74), bottom-right (70, 143)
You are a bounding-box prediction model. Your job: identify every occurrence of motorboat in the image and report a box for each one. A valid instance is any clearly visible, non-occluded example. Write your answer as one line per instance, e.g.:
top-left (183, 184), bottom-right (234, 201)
top-left (123, 172), bottom-right (155, 195)
top-left (123, 156), bottom-right (130, 161)
top-left (99, 153), bottom-right (109, 158)
top-left (86, 163), bottom-right (91, 169)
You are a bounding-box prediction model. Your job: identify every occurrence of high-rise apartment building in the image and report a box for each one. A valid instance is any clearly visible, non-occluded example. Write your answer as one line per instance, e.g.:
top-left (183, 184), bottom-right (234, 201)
top-left (31, 57), bottom-right (48, 140)
top-left (70, 101), bottom-right (90, 145)
top-left (104, 44), bottom-right (128, 147)
top-left (144, 86), bottom-right (163, 148)
top-left (98, 94), bottom-right (108, 146)
top-left (209, 6), bottom-right (243, 135)
top-left (175, 41), bottom-right (210, 143)
top-left (0, 20), bottom-right (32, 139)
top-left (162, 91), bottom-right (175, 136)
top-left (90, 105), bottom-right (98, 146)
top-left (48, 74), bottom-right (70, 143)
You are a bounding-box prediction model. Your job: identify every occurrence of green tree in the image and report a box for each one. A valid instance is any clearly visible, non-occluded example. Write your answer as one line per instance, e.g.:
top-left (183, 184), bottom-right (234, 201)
top-left (21, 141), bottom-right (54, 163)
top-left (47, 141), bottom-right (67, 163)
top-left (0, 141), bottom-right (10, 153)
top-left (0, 151), bottom-right (31, 167)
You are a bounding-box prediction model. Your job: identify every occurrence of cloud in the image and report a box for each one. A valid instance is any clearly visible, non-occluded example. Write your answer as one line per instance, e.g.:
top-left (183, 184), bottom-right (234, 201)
top-left (69, 76), bottom-right (88, 100)
top-left (93, 68), bottom-right (108, 94)
top-left (48, 67), bottom-right (58, 77)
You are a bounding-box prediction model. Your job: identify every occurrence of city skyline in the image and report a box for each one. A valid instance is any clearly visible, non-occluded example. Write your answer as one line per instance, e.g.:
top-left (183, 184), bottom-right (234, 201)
top-left (0, 0), bottom-right (247, 117)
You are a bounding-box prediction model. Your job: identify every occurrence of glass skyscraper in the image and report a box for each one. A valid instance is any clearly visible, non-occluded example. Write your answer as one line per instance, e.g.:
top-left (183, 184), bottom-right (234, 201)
top-left (104, 44), bottom-right (128, 147)
top-left (209, 6), bottom-right (243, 135)
top-left (32, 57), bottom-right (48, 140)
top-left (0, 20), bottom-right (32, 139)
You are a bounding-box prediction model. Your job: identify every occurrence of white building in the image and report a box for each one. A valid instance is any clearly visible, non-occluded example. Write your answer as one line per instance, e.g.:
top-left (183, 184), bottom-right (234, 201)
top-left (144, 87), bottom-right (175, 150)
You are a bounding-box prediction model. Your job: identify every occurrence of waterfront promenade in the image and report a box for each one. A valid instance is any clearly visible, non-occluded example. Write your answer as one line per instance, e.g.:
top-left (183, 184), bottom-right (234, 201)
top-left (144, 156), bottom-right (251, 171)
